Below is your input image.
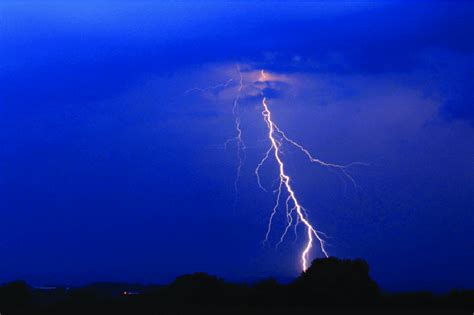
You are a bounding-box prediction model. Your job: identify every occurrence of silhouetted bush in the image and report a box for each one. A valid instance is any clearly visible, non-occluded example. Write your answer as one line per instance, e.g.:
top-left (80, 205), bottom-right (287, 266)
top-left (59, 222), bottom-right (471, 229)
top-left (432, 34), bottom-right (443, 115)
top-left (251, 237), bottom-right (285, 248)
top-left (166, 272), bottom-right (243, 305)
top-left (291, 257), bottom-right (380, 307)
top-left (0, 281), bottom-right (32, 311)
top-left (250, 278), bottom-right (283, 306)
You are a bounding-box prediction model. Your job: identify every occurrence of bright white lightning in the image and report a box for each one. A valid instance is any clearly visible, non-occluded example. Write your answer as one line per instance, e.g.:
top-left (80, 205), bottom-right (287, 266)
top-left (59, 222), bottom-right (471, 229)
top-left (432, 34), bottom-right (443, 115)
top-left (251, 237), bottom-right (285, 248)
top-left (187, 67), bottom-right (363, 271)
top-left (260, 96), bottom-right (328, 271)
top-left (257, 69), bottom-right (365, 271)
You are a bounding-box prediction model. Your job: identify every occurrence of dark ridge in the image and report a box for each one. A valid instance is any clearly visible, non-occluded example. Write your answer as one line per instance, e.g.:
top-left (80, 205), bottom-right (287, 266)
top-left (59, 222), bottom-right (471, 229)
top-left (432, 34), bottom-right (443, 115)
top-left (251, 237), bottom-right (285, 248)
top-left (0, 258), bottom-right (472, 314)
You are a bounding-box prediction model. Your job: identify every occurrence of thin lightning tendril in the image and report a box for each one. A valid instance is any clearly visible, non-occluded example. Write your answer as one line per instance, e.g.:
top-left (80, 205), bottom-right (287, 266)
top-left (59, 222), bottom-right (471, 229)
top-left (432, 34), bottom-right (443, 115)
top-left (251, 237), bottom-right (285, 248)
top-left (186, 66), bottom-right (246, 206)
top-left (263, 179), bottom-right (283, 243)
top-left (232, 67), bottom-right (246, 195)
top-left (185, 78), bottom-right (234, 94)
top-left (276, 196), bottom-right (296, 248)
top-left (272, 123), bottom-right (367, 188)
top-left (255, 146), bottom-right (272, 192)
top-left (223, 66), bottom-right (246, 204)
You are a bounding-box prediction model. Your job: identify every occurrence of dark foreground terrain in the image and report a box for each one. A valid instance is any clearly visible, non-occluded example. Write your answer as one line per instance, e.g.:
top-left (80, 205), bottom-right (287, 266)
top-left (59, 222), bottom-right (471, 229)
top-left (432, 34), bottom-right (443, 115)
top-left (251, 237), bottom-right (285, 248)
top-left (1, 258), bottom-right (472, 314)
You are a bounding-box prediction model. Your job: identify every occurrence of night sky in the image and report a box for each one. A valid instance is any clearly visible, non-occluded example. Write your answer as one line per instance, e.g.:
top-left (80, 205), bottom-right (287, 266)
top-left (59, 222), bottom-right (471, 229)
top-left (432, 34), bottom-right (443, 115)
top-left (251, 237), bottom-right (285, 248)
top-left (1, 1), bottom-right (473, 292)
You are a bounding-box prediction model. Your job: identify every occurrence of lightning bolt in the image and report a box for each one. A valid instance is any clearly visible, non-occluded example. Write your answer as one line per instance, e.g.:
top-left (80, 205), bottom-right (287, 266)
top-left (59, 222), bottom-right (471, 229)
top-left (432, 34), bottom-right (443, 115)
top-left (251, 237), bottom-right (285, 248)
top-left (260, 95), bottom-right (329, 270)
top-left (256, 69), bottom-right (366, 271)
top-left (187, 67), bottom-right (364, 271)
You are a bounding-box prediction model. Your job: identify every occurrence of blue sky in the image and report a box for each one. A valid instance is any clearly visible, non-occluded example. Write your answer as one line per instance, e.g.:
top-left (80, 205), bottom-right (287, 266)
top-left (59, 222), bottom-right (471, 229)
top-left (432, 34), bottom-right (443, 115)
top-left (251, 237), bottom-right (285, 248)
top-left (1, 1), bottom-right (473, 291)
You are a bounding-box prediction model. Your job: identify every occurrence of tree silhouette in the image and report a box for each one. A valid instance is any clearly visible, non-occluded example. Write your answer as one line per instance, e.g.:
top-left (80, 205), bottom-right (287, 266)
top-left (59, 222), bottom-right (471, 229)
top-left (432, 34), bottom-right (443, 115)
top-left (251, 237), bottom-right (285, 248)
top-left (0, 281), bottom-right (32, 311)
top-left (291, 257), bottom-right (380, 306)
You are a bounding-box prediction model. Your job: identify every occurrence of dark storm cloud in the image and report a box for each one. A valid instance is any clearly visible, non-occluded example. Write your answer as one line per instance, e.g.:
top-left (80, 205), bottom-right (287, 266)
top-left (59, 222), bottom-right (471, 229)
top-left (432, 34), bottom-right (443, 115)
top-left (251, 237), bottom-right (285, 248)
top-left (2, 1), bottom-right (473, 124)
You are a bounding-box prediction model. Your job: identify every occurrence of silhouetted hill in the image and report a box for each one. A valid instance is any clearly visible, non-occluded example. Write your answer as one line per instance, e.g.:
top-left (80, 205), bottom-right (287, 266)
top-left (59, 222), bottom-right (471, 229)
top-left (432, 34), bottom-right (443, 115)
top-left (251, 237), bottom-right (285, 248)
top-left (0, 258), bottom-right (472, 314)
